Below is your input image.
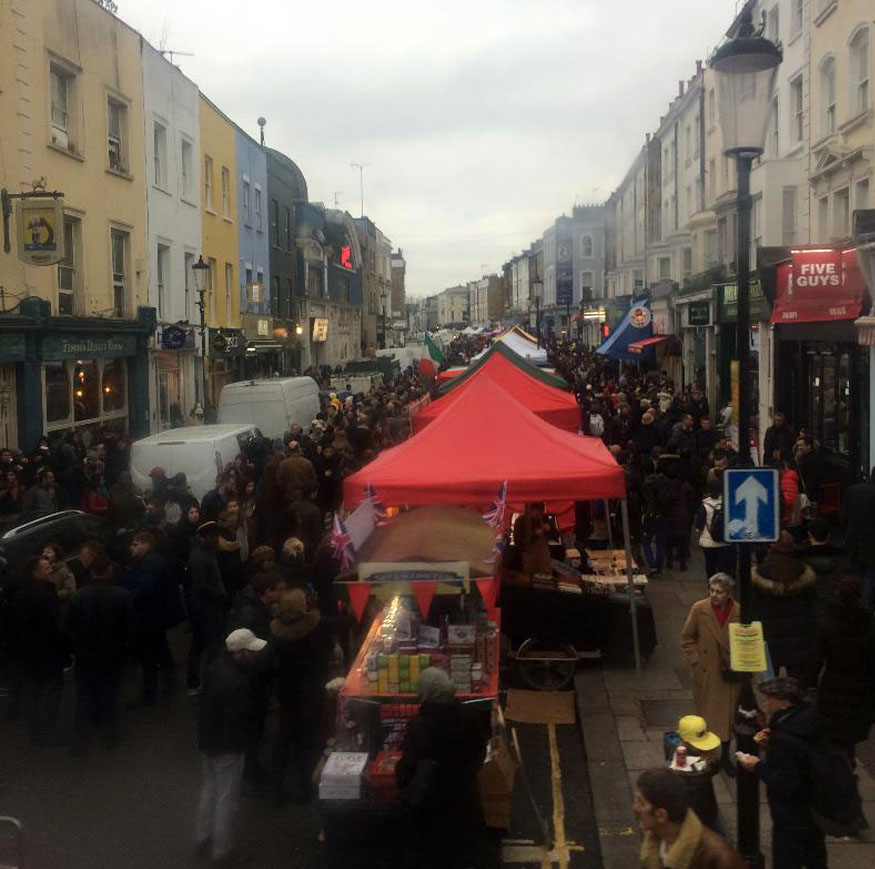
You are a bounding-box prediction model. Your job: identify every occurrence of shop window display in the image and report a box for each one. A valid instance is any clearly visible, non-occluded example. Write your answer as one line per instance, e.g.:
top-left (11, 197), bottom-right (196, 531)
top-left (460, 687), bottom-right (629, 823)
top-left (73, 361), bottom-right (100, 421)
top-left (44, 359), bottom-right (128, 435)
top-left (45, 362), bottom-right (71, 423)
top-left (102, 359), bottom-right (126, 413)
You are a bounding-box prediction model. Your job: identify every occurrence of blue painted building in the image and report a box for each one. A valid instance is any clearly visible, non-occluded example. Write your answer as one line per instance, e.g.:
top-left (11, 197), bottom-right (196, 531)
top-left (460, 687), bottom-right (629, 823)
top-left (234, 127), bottom-right (274, 373)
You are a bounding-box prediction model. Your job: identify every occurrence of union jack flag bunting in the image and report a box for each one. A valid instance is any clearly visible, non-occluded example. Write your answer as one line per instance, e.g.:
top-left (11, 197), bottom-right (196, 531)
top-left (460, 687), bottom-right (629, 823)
top-left (484, 531), bottom-right (506, 564)
top-left (364, 482), bottom-right (387, 521)
top-left (482, 480), bottom-right (508, 529)
top-left (330, 514), bottom-right (356, 571)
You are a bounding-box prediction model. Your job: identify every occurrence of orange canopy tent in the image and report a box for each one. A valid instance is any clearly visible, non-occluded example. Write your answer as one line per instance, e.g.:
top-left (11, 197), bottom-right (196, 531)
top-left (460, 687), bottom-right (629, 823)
top-left (413, 350), bottom-right (580, 434)
top-left (343, 375), bottom-right (623, 521)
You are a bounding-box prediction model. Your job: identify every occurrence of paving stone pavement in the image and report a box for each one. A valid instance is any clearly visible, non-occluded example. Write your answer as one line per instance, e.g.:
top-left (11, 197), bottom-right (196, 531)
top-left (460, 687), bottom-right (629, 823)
top-left (574, 550), bottom-right (875, 869)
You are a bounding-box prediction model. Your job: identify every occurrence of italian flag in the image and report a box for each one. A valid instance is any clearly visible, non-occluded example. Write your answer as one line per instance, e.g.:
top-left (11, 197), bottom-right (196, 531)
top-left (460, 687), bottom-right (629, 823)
top-left (419, 332), bottom-right (445, 377)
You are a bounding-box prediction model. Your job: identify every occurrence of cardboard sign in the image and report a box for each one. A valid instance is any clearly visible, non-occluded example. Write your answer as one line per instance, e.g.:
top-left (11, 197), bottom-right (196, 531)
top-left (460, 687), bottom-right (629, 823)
top-left (729, 621), bottom-right (768, 673)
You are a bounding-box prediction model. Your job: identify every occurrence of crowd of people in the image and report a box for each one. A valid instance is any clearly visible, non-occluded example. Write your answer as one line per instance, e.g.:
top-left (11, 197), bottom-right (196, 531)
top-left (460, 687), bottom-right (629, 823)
top-left (2, 333), bottom-right (874, 867)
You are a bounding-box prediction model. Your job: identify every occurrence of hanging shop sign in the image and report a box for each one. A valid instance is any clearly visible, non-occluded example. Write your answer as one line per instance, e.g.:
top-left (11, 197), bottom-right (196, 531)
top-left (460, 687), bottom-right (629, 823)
top-left (687, 301), bottom-right (711, 326)
top-left (209, 328), bottom-right (244, 357)
top-left (770, 248), bottom-right (865, 324)
top-left (160, 324), bottom-right (195, 351)
top-left (16, 197), bottom-right (65, 265)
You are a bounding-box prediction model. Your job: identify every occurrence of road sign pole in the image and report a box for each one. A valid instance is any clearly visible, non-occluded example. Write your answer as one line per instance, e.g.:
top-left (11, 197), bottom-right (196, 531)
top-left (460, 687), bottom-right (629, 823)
top-left (734, 152), bottom-right (764, 869)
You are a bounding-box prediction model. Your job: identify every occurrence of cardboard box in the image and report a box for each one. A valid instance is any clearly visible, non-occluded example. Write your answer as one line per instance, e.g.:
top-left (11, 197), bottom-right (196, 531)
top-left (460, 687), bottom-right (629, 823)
top-left (477, 736), bottom-right (517, 829)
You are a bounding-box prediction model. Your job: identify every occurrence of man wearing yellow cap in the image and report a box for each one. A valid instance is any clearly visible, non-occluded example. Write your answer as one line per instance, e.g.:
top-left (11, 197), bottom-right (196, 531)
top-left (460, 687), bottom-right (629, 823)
top-left (670, 715), bottom-right (724, 834)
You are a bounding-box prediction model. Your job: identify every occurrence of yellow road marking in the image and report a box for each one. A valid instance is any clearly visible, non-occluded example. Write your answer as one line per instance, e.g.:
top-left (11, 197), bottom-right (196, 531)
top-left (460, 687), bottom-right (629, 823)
top-left (548, 723), bottom-right (570, 869)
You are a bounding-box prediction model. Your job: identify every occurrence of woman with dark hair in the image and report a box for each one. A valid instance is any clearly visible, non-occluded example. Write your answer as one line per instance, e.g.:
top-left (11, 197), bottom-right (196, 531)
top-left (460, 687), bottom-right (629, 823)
top-left (81, 472), bottom-right (110, 517)
top-left (0, 468), bottom-right (25, 517)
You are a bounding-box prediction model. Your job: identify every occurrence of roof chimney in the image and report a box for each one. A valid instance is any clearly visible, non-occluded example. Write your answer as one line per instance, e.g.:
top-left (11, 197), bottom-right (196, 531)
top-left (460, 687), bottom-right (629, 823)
top-left (678, 80), bottom-right (685, 97)
top-left (696, 59), bottom-right (703, 75)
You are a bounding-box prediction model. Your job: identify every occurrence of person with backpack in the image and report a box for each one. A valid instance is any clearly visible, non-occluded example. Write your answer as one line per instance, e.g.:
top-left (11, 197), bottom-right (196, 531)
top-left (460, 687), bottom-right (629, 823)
top-left (695, 480), bottom-right (735, 582)
top-left (641, 460), bottom-right (671, 577)
top-left (737, 671), bottom-right (867, 865)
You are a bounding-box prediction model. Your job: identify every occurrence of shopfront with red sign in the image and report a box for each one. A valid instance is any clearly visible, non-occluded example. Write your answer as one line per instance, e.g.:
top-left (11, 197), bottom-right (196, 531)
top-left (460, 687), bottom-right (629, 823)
top-left (769, 246), bottom-right (870, 478)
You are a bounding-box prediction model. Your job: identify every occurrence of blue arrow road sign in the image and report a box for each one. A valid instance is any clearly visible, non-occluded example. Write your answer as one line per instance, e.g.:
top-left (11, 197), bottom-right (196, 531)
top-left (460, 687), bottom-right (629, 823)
top-left (723, 468), bottom-right (780, 543)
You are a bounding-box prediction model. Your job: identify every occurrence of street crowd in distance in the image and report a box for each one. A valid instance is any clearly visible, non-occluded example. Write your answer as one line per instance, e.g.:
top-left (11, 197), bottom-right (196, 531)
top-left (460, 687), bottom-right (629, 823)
top-left (0, 333), bottom-right (874, 868)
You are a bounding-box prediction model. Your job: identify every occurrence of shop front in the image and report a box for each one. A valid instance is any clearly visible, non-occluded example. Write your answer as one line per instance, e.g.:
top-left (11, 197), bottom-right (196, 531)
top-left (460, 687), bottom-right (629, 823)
top-left (154, 324), bottom-right (196, 430)
top-left (768, 247), bottom-right (869, 479)
top-left (7, 300), bottom-right (155, 451)
top-left (242, 313), bottom-right (291, 379)
top-left (206, 327), bottom-right (244, 412)
top-left (675, 290), bottom-right (716, 412)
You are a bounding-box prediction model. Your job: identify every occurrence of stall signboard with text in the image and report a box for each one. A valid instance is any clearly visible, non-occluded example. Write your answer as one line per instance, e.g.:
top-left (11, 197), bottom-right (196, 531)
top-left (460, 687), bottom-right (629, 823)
top-left (770, 248), bottom-right (865, 324)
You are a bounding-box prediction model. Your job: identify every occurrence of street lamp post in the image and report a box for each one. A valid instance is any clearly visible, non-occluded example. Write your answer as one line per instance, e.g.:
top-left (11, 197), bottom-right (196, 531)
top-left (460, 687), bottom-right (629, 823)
top-left (711, 10), bottom-right (781, 867)
top-left (379, 289), bottom-right (388, 350)
top-left (191, 255), bottom-right (210, 415)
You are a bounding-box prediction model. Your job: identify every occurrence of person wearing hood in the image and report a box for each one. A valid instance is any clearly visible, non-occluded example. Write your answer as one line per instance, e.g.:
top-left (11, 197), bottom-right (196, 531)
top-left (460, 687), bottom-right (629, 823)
top-left (395, 667), bottom-right (489, 869)
top-left (736, 674), bottom-right (827, 868)
top-left (751, 531), bottom-right (820, 690)
top-left (694, 480), bottom-right (734, 581)
top-left (636, 411), bottom-right (664, 460)
top-left (269, 589), bottom-right (327, 805)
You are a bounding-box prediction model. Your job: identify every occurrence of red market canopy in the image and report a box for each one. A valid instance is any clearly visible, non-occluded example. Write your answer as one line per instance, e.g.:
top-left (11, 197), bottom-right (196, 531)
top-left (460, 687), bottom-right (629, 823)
top-left (343, 375), bottom-right (625, 518)
top-left (627, 335), bottom-right (670, 354)
top-left (414, 350), bottom-right (580, 434)
top-left (439, 340), bottom-right (568, 396)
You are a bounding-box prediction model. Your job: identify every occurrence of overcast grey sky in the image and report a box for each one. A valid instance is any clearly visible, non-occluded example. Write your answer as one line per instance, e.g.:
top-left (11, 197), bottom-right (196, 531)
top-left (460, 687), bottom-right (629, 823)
top-left (122, 0), bottom-right (739, 297)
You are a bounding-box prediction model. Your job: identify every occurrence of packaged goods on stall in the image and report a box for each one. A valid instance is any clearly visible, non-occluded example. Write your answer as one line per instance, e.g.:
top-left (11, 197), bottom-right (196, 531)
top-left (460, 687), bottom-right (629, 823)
top-left (319, 752), bottom-right (369, 800)
top-left (368, 750), bottom-right (403, 802)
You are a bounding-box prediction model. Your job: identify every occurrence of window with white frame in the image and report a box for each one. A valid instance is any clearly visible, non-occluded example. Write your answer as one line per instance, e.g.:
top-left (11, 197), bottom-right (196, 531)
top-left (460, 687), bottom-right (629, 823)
top-left (157, 243), bottom-right (170, 319)
top-left (153, 121), bottom-right (167, 188)
top-left (791, 76), bottom-right (804, 142)
top-left (705, 230), bottom-right (718, 266)
top-left (50, 64), bottom-right (74, 149)
top-left (782, 187), bottom-right (797, 246)
top-left (254, 186), bottom-right (263, 231)
top-left (833, 188), bottom-right (850, 237)
top-left (242, 179), bottom-right (250, 224)
top-left (204, 155), bottom-right (214, 210)
top-left (110, 228), bottom-right (128, 318)
top-left (658, 257), bottom-right (671, 280)
top-left (792, 0), bottom-right (803, 36)
top-left (221, 167), bottom-right (230, 217)
top-left (107, 99), bottom-right (127, 172)
top-left (767, 6), bottom-right (780, 43)
top-left (225, 263), bottom-right (233, 326)
top-left (818, 195), bottom-right (829, 239)
top-left (850, 27), bottom-right (870, 117)
top-left (767, 96), bottom-right (778, 156)
top-left (820, 57), bottom-right (836, 135)
top-left (184, 252), bottom-right (195, 321)
top-left (181, 140), bottom-right (194, 201)
top-left (208, 258), bottom-right (216, 323)
top-left (856, 177), bottom-right (870, 211)
top-left (57, 215), bottom-right (80, 316)
top-left (581, 271), bottom-right (594, 291)
top-left (581, 235), bottom-right (593, 257)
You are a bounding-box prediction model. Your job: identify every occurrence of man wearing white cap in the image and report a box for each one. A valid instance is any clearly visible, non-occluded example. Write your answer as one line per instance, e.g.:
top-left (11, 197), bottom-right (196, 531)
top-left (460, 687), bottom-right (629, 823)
top-left (194, 628), bottom-right (266, 865)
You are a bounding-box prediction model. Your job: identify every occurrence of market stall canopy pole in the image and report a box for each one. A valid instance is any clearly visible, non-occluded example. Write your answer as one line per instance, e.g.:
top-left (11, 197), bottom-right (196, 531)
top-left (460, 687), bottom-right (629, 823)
top-left (621, 499), bottom-right (642, 675)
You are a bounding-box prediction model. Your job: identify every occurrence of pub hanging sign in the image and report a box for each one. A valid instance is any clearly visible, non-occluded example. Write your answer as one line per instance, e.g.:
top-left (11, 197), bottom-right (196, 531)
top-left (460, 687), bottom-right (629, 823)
top-left (16, 197), bottom-right (66, 266)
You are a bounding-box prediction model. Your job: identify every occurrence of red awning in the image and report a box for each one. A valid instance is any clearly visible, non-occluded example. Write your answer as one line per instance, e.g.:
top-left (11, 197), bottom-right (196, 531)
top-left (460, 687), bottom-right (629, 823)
top-left (343, 376), bottom-right (625, 526)
top-left (627, 335), bottom-right (670, 354)
top-left (770, 247), bottom-right (865, 324)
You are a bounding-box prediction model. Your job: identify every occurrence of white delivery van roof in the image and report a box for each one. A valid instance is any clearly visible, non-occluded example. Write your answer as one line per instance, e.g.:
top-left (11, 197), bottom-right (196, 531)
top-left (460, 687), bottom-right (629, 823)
top-left (133, 424), bottom-right (256, 445)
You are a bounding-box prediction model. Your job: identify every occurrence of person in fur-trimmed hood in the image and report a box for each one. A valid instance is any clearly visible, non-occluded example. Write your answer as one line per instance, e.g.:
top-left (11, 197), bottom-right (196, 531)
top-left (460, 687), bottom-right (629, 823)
top-left (751, 531), bottom-right (820, 690)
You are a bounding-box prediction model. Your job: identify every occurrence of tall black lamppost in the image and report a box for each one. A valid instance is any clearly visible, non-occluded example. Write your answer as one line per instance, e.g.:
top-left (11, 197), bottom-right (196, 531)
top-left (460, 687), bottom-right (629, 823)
top-left (711, 10), bottom-right (781, 867)
top-left (191, 255), bottom-right (210, 414)
top-left (532, 279), bottom-right (543, 347)
top-left (379, 289), bottom-right (388, 350)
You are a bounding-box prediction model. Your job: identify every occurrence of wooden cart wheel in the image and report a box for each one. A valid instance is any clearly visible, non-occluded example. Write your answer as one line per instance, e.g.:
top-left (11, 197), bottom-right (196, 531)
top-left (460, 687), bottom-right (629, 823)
top-left (515, 638), bottom-right (577, 691)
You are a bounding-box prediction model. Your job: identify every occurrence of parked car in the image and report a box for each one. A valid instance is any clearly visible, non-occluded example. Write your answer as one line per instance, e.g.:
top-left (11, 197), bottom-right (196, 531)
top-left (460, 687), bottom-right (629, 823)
top-left (130, 424), bottom-right (259, 500)
top-left (217, 377), bottom-right (320, 441)
top-left (0, 510), bottom-right (110, 567)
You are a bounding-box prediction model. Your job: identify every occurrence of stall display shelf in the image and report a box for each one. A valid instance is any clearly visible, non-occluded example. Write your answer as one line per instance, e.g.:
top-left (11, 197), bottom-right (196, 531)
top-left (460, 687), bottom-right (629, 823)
top-left (341, 607), bottom-right (501, 701)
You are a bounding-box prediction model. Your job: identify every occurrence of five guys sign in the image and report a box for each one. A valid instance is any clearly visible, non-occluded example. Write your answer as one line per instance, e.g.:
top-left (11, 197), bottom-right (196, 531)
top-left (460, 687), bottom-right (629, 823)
top-left (770, 247), bottom-right (865, 324)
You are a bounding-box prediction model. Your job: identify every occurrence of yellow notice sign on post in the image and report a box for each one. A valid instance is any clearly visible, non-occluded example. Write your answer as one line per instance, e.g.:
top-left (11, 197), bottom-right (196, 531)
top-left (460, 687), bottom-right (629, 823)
top-left (729, 621), bottom-right (767, 673)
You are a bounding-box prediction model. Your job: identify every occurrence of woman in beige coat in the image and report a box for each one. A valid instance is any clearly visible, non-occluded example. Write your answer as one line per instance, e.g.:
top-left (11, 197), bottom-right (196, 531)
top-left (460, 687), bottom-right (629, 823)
top-left (680, 573), bottom-right (740, 773)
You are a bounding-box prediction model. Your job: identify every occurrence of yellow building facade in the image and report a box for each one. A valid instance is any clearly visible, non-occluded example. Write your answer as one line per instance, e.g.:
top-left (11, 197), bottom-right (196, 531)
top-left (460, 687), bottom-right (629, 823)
top-left (198, 95), bottom-right (241, 407)
top-left (0, 0), bottom-right (153, 449)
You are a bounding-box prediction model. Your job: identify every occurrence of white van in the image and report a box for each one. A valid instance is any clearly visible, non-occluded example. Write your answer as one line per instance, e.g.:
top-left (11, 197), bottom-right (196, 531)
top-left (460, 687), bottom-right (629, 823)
top-left (130, 424), bottom-right (258, 501)
top-left (217, 377), bottom-right (320, 441)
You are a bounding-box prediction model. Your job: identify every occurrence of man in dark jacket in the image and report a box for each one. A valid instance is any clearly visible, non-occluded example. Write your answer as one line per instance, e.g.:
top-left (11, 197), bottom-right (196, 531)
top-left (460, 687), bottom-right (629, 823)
top-left (14, 555), bottom-right (65, 745)
top-left (841, 469), bottom-right (875, 610)
top-left (195, 628), bottom-right (265, 864)
top-left (187, 522), bottom-right (228, 693)
top-left (227, 572), bottom-right (284, 639)
top-left (667, 414), bottom-right (695, 455)
top-left (798, 518), bottom-right (849, 624)
top-left (66, 554), bottom-right (134, 749)
top-left (737, 675), bottom-right (827, 868)
top-left (763, 412), bottom-right (796, 465)
top-left (126, 530), bottom-right (184, 704)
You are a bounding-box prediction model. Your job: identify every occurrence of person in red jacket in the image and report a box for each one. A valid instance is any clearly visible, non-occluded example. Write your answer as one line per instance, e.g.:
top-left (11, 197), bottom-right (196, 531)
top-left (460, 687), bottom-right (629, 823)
top-left (81, 473), bottom-right (110, 516)
top-left (779, 459), bottom-right (799, 528)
